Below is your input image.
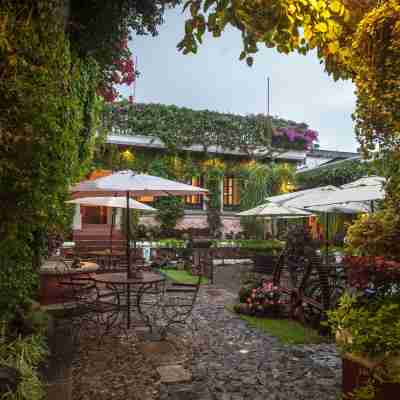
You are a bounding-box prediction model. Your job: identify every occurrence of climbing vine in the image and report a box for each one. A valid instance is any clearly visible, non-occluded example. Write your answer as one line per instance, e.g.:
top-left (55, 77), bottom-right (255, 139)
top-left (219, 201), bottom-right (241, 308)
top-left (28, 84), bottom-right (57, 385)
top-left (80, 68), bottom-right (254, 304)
top-left (202, 160), bottom-right (226, 237)
top-left (239, 162), bottom-right (296, 238)
top-left (103, 101), bottom-right (319, 154)
top-left (0, 1), bottom-right (101, 317)
top-left (296, 158), bottom-right (371, 189)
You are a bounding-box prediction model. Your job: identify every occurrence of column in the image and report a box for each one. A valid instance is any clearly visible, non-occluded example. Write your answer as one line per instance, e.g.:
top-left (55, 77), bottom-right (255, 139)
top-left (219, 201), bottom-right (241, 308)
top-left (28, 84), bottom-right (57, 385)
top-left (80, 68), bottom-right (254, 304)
top-left (72, 204), bottom-right (82, 230)
top-left (115, 208), bottom-right (123, 230)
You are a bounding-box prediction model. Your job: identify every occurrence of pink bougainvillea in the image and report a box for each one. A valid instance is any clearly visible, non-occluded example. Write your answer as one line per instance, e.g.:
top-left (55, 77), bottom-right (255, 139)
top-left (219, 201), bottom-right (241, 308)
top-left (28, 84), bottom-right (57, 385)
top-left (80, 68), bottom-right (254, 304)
top-left (274, 127), bottom-right (319, 150)
top-left (98, 38), bottom-right (136, 103)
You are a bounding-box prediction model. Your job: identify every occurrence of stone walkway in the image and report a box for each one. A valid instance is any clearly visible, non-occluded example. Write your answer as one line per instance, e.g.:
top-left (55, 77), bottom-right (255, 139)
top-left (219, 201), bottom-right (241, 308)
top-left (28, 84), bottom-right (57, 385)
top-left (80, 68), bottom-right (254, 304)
top-left (72, 284), bottom-right (341, 400)
top-left (159, 286), bottom-right (341, 400)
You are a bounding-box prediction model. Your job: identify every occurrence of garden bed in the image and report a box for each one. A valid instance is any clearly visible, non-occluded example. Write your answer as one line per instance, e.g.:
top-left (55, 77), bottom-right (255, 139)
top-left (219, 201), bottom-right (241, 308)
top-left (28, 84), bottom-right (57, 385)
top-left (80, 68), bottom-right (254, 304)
top-left (226, 305), bottom-right (324, 345)
top-left (158, 268), bottom-right (209, 284)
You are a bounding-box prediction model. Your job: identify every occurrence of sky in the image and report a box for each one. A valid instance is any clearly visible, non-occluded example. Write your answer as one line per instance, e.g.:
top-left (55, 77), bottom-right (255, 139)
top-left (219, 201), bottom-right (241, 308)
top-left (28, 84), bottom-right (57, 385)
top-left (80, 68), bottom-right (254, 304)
top-left (121, 8), bottom-right (359, 152)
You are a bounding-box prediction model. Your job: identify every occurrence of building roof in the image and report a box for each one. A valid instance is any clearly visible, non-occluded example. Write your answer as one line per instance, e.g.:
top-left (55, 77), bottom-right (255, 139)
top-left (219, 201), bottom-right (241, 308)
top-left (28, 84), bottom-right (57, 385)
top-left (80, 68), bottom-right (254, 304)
top-left (107, 134), bottom-right (307, 162)
top-left (296, 155), bottom-right (363, 175)
top-left (307, 148), bottom-right (359, 159)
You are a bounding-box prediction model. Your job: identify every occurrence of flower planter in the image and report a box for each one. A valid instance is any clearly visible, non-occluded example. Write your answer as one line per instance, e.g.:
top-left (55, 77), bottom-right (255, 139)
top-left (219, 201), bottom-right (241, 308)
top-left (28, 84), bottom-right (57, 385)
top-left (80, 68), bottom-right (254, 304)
top-left (337, 330), bottom-right (400, 399)
top-left (342, 354), bottom-right (400, 399)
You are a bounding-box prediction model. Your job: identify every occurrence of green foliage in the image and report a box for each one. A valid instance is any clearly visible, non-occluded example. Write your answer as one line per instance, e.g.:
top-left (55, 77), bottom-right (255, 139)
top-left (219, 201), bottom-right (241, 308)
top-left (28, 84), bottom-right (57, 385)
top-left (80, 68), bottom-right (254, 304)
top-left (103, 102), bottom-right (316, 153)
top-left (328, 293), bottom-right (400, 358)
top-left (155, 197), bottom-right (185, 234)
top-left (345, 209), bottom-right (400, 259)
top-left (154, 239), bottom-right (187, 248)
top-left (0, 1), bottom-right (101, 317)
top-left (148, 157), bottom-right (185, 235)
top-left (212, 239), bottom-right (285, 254)
top-left (0, 334), bottom-right (48, 400)
top-left (227, 306), bottom-right (324, 345)
top-left (296, 159), bottom-right (370, 189)
top-left (68, 0), bottom-right (179, 74)
top-left (239, 162), bottom-right (295, 238)
top-left (203, 161), bottom-right (225, 236)
top-left (159, 268), bottom-right (209, 284)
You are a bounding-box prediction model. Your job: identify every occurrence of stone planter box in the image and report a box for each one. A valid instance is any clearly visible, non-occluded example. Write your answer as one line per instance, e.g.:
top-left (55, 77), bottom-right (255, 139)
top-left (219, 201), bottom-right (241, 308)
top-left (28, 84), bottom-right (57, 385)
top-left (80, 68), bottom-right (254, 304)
top-left (39, 260), bottom-right (99, 305)
top-left (41, 318), bottom-right (77, 400)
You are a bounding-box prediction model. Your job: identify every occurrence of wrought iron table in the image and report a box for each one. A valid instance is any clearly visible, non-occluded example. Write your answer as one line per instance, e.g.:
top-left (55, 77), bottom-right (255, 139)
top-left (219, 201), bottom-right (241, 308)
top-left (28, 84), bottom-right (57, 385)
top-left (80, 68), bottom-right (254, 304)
top-left (92, 272), bottom-right (166, 329)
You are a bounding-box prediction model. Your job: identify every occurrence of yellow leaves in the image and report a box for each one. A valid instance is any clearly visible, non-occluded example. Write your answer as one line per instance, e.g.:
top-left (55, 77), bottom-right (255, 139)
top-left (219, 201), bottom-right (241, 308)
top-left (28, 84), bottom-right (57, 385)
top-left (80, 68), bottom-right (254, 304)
top-left (311, 0), bottom-right (327, 12)
top-left (288, 4), bottom-right (297, 15)
top-left (315, 22), bottom-right (328, 33)
top-left (329, 1), bottom-right (342, 14)
top-left (328, 40), bottom-right (339, 54)
top-left (304, 25), bottom-right (313, 40)
top-left (320, 9), bottom-right (331, 19)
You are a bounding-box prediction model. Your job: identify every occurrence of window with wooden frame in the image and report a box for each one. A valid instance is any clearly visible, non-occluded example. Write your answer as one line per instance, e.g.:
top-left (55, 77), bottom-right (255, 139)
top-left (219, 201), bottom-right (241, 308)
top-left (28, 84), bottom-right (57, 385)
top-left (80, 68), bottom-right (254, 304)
top-left (223, 177), bottom-right (240, 207)
top-left (185, 176), bottom-right (204, 209)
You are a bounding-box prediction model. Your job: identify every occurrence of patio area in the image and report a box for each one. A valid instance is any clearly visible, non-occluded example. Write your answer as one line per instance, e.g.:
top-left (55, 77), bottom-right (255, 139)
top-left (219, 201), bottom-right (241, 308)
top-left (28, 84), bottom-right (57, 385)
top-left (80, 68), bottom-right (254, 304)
top-left (72, 284), bottom-right (341, 400)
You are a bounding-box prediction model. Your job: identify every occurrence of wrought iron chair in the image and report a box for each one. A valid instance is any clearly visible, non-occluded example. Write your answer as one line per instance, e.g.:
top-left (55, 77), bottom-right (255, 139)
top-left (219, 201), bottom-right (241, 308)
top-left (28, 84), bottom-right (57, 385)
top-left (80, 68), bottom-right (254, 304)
top-left (57, 270), bottom-right (123, 341)
top-left (143, 274), bottom-right (203, 339)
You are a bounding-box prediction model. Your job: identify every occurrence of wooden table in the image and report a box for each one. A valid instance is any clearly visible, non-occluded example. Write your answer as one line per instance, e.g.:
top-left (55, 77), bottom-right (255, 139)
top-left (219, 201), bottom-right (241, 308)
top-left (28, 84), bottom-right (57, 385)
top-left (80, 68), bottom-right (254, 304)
top-left (92, 272), bottom-right (166, 329)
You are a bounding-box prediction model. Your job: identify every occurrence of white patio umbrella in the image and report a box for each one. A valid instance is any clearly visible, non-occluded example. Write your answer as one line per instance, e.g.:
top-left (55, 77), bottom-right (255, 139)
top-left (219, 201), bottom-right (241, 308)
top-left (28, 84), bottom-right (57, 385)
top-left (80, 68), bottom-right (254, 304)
top-left (341, 176), bottom-right (386, 189)
top-left (266, 185), bottom-right (341, 209)
top-left (238, 202), bottom-right (313, 217)
top-left (67, 197), bottom-right (157, 259)
top-left (72, 170), bottom-right (208, 277)
top-left (238, 202), bottom-right (313, 238)
top-left (305, 202), bottom-right (370, 214)
top-left (67, 196), bottom-right (157, 211)
top-left (304, 176), bottom-right (385, 207)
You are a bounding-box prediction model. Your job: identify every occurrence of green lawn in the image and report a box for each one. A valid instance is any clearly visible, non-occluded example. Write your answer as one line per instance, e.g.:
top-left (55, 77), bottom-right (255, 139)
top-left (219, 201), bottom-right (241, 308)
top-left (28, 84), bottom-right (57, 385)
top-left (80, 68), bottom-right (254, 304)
top-left (226, 305), bottom-right (325, 345)
top-left (159, 268), bottom-right (209, 284)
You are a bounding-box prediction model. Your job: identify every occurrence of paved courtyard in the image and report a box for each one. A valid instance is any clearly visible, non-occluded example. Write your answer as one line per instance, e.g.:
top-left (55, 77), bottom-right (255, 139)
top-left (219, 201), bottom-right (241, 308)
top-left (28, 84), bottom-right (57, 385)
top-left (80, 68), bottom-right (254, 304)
top-left (73, 283), bottom-right (341, 400)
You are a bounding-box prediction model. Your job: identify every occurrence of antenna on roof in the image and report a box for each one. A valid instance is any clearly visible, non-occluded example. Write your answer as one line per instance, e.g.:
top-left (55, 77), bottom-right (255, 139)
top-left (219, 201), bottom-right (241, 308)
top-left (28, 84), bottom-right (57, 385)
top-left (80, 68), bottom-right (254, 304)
top-left (265, 76), bottom-right (273, 149)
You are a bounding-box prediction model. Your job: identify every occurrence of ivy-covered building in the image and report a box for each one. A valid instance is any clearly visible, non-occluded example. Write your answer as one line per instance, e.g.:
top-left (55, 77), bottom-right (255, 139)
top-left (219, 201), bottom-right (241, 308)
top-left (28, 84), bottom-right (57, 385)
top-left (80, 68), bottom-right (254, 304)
top-left (72, 102), bottom-right (357, 239)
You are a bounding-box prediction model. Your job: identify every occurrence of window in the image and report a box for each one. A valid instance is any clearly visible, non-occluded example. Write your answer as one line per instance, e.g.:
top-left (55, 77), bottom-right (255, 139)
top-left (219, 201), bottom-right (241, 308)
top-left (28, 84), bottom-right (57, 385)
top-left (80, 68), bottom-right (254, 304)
top-left (185, 176), bottom-right (204, 209)
top-left (223, 177), bottom-right (240, 207)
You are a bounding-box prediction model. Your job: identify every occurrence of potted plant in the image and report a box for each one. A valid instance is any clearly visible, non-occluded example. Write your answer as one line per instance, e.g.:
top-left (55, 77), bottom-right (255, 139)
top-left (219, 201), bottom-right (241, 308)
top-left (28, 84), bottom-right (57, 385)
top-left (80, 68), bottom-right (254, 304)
top-left (327, 257), bottom-right (400, 399)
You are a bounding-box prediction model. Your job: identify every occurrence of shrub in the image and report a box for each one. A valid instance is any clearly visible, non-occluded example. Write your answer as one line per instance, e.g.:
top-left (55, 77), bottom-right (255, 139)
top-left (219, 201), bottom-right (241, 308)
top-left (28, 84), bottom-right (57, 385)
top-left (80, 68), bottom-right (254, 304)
top-left (0, 334), bottom-right (47, 400)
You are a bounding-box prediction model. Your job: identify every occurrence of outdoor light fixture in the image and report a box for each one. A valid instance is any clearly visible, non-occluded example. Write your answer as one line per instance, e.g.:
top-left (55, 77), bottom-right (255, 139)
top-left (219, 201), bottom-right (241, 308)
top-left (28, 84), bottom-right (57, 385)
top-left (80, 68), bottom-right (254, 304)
top-left (239, 349), bottom-right (249, 354)
top-left (121, 149), bottom-right (134, 161)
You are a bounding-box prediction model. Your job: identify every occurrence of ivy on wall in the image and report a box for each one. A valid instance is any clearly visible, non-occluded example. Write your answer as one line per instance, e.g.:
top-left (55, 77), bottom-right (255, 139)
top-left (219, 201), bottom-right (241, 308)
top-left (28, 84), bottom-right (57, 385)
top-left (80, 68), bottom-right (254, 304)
top-left (92, 146), bottom-right (296, 237)
top-left (239, 162), bottom-right (296, 238)
top-left (0, 1), bottom-right (101, 317)
top-left (103, 102), bottom-right (319, 154)
top-left (296, 158), bottom-right (371, 189)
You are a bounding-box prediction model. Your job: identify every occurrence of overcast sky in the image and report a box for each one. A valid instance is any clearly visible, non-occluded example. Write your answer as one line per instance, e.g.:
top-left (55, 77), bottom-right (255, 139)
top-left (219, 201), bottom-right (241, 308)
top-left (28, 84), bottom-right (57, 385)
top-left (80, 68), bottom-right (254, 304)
top-left (121, 9), bottom-right (358, 152)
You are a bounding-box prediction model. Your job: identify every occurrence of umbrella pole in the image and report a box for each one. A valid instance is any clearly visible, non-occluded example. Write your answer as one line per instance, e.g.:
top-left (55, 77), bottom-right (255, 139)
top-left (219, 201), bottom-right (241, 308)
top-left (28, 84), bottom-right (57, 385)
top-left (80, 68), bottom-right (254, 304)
top-left (325, 213), bottom-right (329, 263)
top-left (126, 191), bottom-right (131, 278)
top-left (110, 210), bottom-right (114, 268)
